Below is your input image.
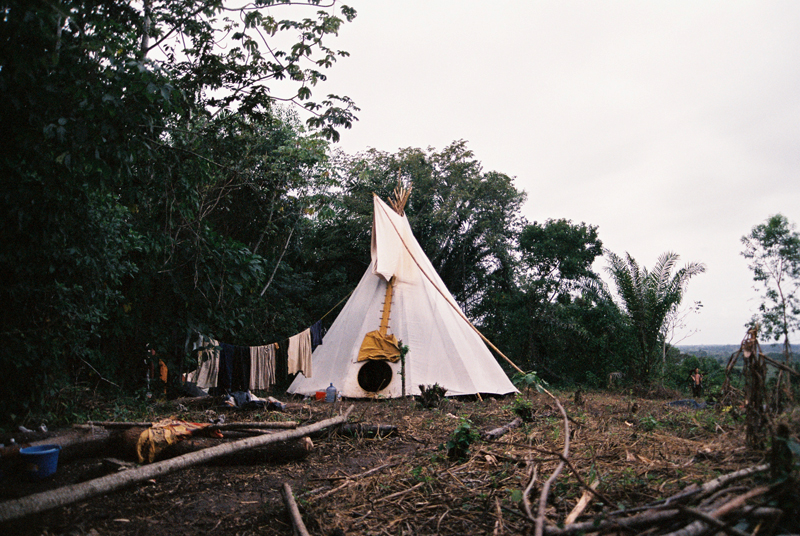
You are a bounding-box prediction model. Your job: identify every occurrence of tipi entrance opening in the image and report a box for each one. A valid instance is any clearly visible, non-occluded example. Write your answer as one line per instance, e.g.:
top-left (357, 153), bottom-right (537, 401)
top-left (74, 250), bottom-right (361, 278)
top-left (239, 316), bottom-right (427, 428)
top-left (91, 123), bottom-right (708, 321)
top-left (357, 360), bottom-right (393, 392)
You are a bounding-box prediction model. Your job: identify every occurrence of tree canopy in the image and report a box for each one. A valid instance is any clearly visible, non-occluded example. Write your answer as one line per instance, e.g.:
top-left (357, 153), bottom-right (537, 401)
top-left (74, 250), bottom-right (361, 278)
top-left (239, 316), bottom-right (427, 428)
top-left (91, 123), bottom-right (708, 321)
top-left (0, 0), bottom-right (357, 419)
top-left (741, 214), bottom-right (800, 345)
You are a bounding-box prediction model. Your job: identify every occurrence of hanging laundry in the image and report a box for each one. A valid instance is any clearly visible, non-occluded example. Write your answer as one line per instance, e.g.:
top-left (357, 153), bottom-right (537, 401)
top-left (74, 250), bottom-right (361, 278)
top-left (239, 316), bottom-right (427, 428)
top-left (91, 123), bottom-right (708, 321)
top-left (218, 342), bottom-right (235, 391)
top-left (288, 328), bottom-right (312, 378)
top-left (232, 345), bottom-right (251, 392)
top-left (275, 341), bottom-right (289, 385)
top-left (310, 320), bottom-right (325, 351)
top-left (189, 338), bottom-right (218, 389)
top-left (249, 343), bottom-right (276, 391)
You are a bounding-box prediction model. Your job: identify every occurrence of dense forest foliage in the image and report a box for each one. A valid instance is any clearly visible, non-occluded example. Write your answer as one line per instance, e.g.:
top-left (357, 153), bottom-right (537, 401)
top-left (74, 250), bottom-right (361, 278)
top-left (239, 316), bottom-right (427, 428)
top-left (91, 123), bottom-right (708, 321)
top-left (0, 0), bottom-right (734, 427)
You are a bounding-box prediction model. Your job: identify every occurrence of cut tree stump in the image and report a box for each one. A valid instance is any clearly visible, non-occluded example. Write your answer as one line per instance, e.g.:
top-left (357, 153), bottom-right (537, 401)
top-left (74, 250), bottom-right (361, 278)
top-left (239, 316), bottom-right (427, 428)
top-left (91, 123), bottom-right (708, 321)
top-left (0, 406), bottom-right (353, 523)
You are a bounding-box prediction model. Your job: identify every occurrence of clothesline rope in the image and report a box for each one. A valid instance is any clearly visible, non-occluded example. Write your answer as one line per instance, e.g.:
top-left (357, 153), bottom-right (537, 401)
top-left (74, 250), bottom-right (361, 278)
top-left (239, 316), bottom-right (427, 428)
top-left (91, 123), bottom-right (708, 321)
top-left (319, 287), bottom-right (355, 322)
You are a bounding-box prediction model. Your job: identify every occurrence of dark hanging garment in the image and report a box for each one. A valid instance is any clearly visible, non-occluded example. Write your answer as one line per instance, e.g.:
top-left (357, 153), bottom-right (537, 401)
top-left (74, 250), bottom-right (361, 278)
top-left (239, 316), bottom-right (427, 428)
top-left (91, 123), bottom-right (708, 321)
top-left (275, 340), bottom-right (289, 385)
top-left (232, 345), bottom-right (251, 392)
top-left (310, 320), bottom-right (325, 351)
top-left (218, 343), bottom-right (235, 392)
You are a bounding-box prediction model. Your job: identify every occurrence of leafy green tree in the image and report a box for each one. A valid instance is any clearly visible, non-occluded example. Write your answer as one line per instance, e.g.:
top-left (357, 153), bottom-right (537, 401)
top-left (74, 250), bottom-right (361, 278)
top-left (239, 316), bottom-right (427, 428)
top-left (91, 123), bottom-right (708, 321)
top-left (517, 219), bottom-right (603, 303)
top-left (741, 214), bottom-right (800, 391)
top-left (309, 141), bottom-right (526, 318)
top-left (483, 219), bottom-right (606, 382)
top-left (604, 251), bottom-right (706, 384)
top-left (0, 0), bottom-right (356, 421)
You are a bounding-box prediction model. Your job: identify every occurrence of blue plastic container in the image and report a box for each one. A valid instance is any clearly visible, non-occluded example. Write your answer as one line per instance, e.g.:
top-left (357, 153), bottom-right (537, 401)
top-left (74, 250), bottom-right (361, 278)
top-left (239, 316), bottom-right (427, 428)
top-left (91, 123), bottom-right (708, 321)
top-left (19, 444), bottom-right (61, 479)
top-left (325, 383), bottom-right (337, 403)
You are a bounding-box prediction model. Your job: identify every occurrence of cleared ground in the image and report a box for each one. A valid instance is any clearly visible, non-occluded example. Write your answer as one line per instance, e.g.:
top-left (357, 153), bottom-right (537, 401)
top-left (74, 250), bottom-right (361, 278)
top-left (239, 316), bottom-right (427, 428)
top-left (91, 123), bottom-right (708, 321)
top-left (1, 389), bottom-right (798, 535)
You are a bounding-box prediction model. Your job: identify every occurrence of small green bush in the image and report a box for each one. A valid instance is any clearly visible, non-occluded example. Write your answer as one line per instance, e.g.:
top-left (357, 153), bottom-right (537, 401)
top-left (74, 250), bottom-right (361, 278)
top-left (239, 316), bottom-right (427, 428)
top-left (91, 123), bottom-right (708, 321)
top-left (445, 418), bottom-right (480, 460)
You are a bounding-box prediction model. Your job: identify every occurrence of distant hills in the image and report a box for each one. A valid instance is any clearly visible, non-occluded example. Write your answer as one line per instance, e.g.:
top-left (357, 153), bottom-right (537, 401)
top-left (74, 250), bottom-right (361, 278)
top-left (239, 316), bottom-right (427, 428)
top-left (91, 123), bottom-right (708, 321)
top-left (677, 343), bottom-right (799, 361)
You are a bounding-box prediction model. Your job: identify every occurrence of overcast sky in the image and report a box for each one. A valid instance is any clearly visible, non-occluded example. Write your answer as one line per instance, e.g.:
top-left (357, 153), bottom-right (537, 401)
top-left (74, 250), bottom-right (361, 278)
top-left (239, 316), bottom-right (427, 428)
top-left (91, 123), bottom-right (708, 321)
top-left (313, 1), bottom-right (800, 345)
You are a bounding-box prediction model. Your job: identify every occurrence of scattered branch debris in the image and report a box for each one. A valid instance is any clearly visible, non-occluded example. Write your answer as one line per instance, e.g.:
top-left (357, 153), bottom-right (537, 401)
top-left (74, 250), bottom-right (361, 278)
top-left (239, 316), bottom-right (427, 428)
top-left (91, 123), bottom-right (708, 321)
top-left (2, 392), bottom-right (797, 536)
top-left (281, 483), bottom-right (311, 536)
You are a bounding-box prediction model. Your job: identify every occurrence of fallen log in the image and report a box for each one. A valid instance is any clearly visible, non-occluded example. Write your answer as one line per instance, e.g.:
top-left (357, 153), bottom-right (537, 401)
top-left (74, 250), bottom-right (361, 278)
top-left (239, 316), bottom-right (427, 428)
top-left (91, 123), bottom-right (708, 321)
top-left (482, 417), bottom-right (523, 441)
top-left (86, 420), bottom-right (298, 430)
top-left (0, 427), bottom-right (112, 463)
top-left (209, 421), bottom-right (298, 431)
top-left (0, 405), bottom-right (353, 522)
top-left (158, 436), bottom-right (313, 464)
top-left (85, 422), bottom-right (153, 428)
top-left (112, 421), bottom-right (298, 461)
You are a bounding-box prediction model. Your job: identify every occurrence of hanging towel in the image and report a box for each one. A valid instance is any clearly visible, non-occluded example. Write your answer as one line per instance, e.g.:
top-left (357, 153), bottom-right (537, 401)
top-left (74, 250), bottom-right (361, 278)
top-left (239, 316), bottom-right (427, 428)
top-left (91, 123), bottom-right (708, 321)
top-left (287, 328), bottom-right (312, 378)
top-left (250, 344), bottom-right (276, 391)
top-left (310, 320), bottom-right (325, 351)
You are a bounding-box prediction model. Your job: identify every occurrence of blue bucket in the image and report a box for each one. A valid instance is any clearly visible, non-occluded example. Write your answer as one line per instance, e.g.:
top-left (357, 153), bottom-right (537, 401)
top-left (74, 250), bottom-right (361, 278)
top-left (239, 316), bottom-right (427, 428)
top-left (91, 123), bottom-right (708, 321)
top-left (19, 444), bottom-right (61, 479)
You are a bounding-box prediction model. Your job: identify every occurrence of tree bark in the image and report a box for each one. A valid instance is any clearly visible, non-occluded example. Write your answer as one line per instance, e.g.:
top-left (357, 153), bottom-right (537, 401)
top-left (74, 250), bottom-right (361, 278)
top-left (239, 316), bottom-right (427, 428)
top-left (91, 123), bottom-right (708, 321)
top-left (0, 406), bottom-right (353, 522)
top-left (158, 436), bottom-right (312, 464)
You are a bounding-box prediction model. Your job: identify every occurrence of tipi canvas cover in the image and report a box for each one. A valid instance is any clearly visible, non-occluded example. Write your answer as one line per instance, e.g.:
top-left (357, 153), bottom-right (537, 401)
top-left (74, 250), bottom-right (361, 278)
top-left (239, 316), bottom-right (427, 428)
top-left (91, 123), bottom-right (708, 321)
top-left (287, 196), bottom-right (517, 398)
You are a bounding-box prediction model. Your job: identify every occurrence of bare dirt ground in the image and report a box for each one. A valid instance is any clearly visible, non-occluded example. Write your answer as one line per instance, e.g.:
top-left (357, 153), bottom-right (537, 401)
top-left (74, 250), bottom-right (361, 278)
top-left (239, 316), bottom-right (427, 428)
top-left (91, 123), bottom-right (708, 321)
top-left (1, 389), bottom-right (799, 536)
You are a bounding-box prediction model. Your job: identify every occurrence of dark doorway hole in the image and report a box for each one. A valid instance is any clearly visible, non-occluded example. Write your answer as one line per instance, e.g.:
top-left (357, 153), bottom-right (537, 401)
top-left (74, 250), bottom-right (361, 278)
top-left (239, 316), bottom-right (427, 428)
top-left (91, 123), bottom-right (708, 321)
top-left (357, 360), bottom-right (393, 393)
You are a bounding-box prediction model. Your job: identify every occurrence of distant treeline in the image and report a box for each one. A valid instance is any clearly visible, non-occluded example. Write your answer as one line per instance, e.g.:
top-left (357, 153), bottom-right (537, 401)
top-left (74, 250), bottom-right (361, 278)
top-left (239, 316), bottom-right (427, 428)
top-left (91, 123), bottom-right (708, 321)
top-left (678, 344), bottom-right (799, 361)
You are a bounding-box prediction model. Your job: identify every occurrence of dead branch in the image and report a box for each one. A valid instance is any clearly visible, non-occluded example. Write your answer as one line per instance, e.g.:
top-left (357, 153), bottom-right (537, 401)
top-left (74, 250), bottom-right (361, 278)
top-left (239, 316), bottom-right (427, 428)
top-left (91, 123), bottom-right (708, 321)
top-left (493, 496), bottom-right (504, 536)
top-left (535, 389), bottom-right (570, 536)
top-left (308, 460), bottom-right (401, 501)
top-left (675, 505), bottom-right (750, 536)
top-left (709, 485), bottom-right (771, 518)
top-left (85, 421), bottom-right (298, 430)
top-left (521, 463), bottom-right (539, 520)
top-left (375, 481), bottom-right (424, 503)
top-left (761, 353), bottom-right (800, 376)
top-left (84, 421), bottom-right (153, 428)
top-left (662, 464), bottom-right (769, 506)
top-left (564, 480), bottom-right (598, 525)
top-left (543, 508), bottom-right (682, 536)
top-left (0, 406), bottom-right (353, 522)
top-left (483, 417), bottom-right (523, 441)
top-left (282, 482), bottom-right (311, 536)
top-left (525, 445), bottom-right (617, 509)
top-left (338, 423), bottom-right (397, 438)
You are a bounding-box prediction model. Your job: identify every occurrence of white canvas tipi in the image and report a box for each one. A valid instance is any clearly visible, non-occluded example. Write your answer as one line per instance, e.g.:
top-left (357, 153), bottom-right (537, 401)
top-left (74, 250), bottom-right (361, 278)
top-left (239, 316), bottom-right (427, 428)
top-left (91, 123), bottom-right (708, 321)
top-left (287, 195), bottom-right (518, 398)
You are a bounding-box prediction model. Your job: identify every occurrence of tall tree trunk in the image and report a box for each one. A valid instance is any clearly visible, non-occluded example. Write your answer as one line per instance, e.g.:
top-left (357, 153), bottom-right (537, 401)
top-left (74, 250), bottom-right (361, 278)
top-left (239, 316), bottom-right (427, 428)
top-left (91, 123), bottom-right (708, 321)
top-left (140, 0), bottom-right (151, 59)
